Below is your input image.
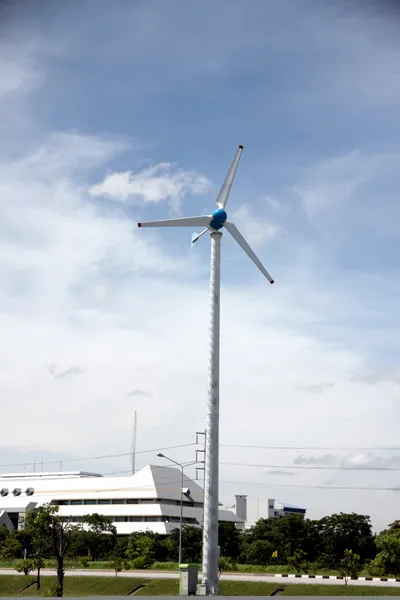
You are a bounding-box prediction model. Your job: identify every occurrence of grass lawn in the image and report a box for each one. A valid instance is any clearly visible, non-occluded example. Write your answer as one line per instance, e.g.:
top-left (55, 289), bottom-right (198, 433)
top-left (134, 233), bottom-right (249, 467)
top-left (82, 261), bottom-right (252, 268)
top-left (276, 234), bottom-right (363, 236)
top-left (219, 581), bottom-right (279, 595)
top-left (135, 579), bottom-right (179, 595)
top-left (2, 574), bottom-right (400, 596)
top-left (281, 584), bottom-right (400, 596)
top-left (0, 575), bottom-right (147, 596)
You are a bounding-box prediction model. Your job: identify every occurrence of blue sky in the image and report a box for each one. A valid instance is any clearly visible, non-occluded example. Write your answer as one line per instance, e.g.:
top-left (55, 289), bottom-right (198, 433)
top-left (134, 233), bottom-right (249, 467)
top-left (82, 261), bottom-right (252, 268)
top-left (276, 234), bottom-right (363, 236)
top-left (1, 0), bottom-right (400, 530)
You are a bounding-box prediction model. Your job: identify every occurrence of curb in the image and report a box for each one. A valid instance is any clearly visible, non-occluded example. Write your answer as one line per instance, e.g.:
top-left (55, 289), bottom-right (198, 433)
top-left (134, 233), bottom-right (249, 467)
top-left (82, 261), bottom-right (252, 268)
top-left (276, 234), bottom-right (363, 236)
top-left (1, 567), bottom-right (399, 583)
top-left (274, 574), bottom-right (400, 583)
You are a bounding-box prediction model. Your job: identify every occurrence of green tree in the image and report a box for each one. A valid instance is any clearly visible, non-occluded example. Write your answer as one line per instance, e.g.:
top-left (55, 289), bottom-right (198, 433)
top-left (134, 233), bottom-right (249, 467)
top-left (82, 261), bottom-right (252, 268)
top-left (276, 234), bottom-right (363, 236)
top-left (340, 549), bottom-right (361, 584)
top-left (218, 523), bottom-right (241, 560)
top-left (164, 527), bottom-right (202, 564)
top-left (288, 549), bottom-right (308, 573)
top-left (82, 514), bottom-right (117, 560)
top-left (0, 527), bottom-right (9, 547)
top-left (244, 515), bottom-right (319, 565)
top-left (15, 559), bottom-right (35, 576)
top-left (41, 505), bottom-right (80, 597)
top-left (242, 539), bottom-right (275, 566)
top-left (369, 522), bottom-right (400, 577)
top-left (1, 532), bottom-right (22, 561)
top-left (318, 513), bottom-right (375, 567)
top-left (24, 505), bottom-right (55, 591)
top-left (126, 532), bottom-right (157, 567)
top-left (108, 556), bottom-right (123, 576)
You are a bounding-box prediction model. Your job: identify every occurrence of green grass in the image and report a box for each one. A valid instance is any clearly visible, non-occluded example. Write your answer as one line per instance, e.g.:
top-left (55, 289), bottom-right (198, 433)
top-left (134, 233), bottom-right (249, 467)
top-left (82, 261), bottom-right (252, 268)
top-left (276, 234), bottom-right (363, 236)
top-left (219, 581), bottom-right (278, 595)
top-left (135, 579), bottom-right (179, 595)
top-left (281, 584), bottom-right (400, 596)
top-left (0, 575), bottom-right (147, 596)
top-left (1, 575), bottom-right (400, 596)
top-left (151, 561), bottom-right (180, 571)
top-left (0, 576), bottom-right (37, 596)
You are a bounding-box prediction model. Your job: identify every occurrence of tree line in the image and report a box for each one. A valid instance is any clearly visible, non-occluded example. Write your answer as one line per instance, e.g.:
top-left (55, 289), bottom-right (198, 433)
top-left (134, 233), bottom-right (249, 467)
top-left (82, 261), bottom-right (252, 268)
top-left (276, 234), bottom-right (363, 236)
top-left (1, 505), bottom-right (400, 596)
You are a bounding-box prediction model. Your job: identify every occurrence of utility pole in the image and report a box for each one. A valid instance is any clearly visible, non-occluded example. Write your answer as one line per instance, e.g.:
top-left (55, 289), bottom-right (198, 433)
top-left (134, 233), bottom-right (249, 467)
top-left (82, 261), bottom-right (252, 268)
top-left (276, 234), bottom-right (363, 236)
top-left (195, 431), bottom-right (206, 483)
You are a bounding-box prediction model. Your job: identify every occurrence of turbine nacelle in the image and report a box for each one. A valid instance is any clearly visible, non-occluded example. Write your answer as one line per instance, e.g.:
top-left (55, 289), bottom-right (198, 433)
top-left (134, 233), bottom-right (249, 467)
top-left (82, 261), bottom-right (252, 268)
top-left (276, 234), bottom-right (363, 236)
top-left (208, 208), bottom-right (227, 231)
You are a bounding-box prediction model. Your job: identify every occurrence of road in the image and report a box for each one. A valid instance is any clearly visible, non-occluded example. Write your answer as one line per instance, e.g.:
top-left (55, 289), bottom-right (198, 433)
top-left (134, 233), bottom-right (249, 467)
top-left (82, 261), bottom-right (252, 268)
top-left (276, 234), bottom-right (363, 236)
top-left (0, 568), bottom-right (399, 588)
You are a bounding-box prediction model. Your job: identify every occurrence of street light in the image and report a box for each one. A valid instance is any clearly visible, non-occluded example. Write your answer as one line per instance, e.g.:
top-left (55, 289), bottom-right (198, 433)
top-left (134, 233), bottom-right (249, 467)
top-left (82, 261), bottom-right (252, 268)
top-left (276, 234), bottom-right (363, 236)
top-left (156, 453), bottom-right (197, 566)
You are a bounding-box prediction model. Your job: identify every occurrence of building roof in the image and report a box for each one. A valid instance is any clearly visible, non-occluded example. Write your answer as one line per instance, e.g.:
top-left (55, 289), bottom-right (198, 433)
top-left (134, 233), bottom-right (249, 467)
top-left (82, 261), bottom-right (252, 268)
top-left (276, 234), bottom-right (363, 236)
top-left (218, 509), bottom-right (245, 523)
top-left (279, 502), bottom-right (306, 511)
top-left (0, 471), bottom-right (102, 479)
top-left (0, 465), bottom-right (205, 507)
top-left (0, 464), bottom-right (243, 535)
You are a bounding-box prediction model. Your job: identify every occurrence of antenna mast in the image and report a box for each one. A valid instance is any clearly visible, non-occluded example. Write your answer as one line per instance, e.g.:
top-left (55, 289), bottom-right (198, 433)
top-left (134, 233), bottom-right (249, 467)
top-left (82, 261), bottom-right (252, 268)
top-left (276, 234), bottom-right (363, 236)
top-left (131, 410), bottom-right (137, 475)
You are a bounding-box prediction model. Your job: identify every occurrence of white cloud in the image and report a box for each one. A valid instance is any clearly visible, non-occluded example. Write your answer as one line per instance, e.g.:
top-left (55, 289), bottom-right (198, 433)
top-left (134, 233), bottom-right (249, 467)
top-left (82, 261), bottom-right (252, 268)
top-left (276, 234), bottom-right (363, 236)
top-left (89, 163), bottom-right (210, 210)
top-left (0, 42), bottom-right (43, 97)
top-left (230, 204), bottom-right (282, 250)
top-left (294, 149), bottom-right (400, 219)
top-left (294, 452), bottom-right (400, 471)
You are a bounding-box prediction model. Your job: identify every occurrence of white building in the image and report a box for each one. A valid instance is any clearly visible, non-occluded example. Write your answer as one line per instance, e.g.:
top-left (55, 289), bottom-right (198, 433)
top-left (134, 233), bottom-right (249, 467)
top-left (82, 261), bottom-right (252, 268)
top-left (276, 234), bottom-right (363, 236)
top-left (267, 498), bottom-right (306, 519)
top-left (0, 466), bottom-right (244, 535)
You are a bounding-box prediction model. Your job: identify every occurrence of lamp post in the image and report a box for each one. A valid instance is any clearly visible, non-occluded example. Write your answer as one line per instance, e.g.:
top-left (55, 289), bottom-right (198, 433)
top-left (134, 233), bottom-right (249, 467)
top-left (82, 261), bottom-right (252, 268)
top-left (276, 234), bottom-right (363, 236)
top-left (157, 453), bottom-right (196, 566)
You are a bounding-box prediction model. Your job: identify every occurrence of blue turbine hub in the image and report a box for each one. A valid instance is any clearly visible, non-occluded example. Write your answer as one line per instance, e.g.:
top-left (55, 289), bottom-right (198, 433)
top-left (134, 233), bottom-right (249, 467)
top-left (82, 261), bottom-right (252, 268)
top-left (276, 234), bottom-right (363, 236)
top-left (209, 208), bottom-right (227, 231)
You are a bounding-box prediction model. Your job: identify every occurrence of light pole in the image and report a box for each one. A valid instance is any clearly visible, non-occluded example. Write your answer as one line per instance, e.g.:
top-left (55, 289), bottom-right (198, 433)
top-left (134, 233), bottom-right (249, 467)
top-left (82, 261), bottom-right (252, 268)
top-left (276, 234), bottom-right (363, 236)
top-left (157, 453), bottom-right (197, 566)
top-left (157, 453), bottom-right (185, 565)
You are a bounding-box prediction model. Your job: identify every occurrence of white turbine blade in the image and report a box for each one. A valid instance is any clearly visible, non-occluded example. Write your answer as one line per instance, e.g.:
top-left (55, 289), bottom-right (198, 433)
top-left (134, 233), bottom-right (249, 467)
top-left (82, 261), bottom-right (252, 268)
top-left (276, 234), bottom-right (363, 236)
top-left (138, 216), bottom-right (210, 228)
top-left (224, 221), bottom-right (274, 284)
top-left (216, 145), bottom-right (243, 210)
top-left (191, 228), bottom-right (208, 246)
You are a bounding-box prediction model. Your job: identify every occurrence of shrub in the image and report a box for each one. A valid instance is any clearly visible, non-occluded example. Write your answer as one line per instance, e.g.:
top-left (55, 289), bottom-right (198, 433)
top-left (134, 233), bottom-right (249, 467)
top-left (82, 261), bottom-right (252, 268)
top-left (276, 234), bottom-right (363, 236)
top-left (218, 557), bottom-right (237, 572)
top-left (78, 555), bottom-right (92, 569)
top-left (340, 549), bottom-right (362, 584)
top-left (15, 559), bottom-right (35, 575)
top-left (288, 550), bottom-right (308, 574)
top-left (109, 557), bottom-right (123, 576)
top-left (130, 556), bottom-right (152, 569)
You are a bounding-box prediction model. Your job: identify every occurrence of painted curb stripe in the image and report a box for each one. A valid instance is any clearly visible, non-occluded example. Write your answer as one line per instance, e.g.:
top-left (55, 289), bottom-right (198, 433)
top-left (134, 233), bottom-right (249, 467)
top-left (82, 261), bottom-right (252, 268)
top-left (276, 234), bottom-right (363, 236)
top-left (268, 573), bottom-right (400, 582)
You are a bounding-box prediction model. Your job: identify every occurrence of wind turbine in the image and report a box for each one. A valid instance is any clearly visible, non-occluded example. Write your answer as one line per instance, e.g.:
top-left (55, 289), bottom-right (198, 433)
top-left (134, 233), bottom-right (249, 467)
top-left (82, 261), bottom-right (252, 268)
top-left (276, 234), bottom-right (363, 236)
top-left (138, 146), bottom-right (274, 595)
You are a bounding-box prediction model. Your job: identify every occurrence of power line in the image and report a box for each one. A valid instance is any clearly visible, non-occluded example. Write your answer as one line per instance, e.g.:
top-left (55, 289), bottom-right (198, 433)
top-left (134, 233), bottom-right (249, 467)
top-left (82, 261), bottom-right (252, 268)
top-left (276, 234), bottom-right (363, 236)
top-left (220, 461), bottom-right (400, 472)
top-left (2, 440), bottom-right (400, 473)
top-left (34, 476), bottom-right (400, 495)
top-left (0, 443), bottom-right (196, 470)
top-left (220, 480), bottom-right (400, 492)
top-left (221, 443), bottom-right (400, 451)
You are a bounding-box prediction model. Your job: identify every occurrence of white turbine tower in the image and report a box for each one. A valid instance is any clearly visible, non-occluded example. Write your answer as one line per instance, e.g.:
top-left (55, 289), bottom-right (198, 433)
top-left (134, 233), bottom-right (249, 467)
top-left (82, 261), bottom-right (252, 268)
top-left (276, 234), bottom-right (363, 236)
top-left (138, 146), bottom-right (274, 595)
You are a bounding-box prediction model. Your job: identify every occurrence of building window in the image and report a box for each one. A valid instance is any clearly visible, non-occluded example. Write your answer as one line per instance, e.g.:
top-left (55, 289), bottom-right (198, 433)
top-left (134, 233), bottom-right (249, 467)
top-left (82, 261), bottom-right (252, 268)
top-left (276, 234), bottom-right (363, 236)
top-left (269, 504), bottom-right (274, 509)
top-left (128, 516), bottom-right (143, 522)
top-left (114, 516), bottom-right (128, 522)
top-left (183, 517), bottom-right (198, 524)
top-left (111, 499), bottom-right (125, 504)
top-left (126, 499), bottom-right (138, 504)
top-left (98, 499), bottom-right (110, 505)
top-left (55, 500), bottom-right (69, 506)
top-left (70, 500), bottom-right (83, 505)
top-left (84, 500), bottom-right (96, 505)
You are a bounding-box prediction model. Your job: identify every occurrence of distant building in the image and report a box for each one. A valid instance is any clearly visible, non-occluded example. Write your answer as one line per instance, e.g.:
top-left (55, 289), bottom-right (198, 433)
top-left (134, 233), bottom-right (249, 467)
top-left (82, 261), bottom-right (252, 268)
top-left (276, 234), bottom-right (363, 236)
top-left (0, 465), bottom-right (244, 535)
top-left (267, 498), bottom-right (306, 519)
top-left (234, 495), bottom-right (247, 531)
